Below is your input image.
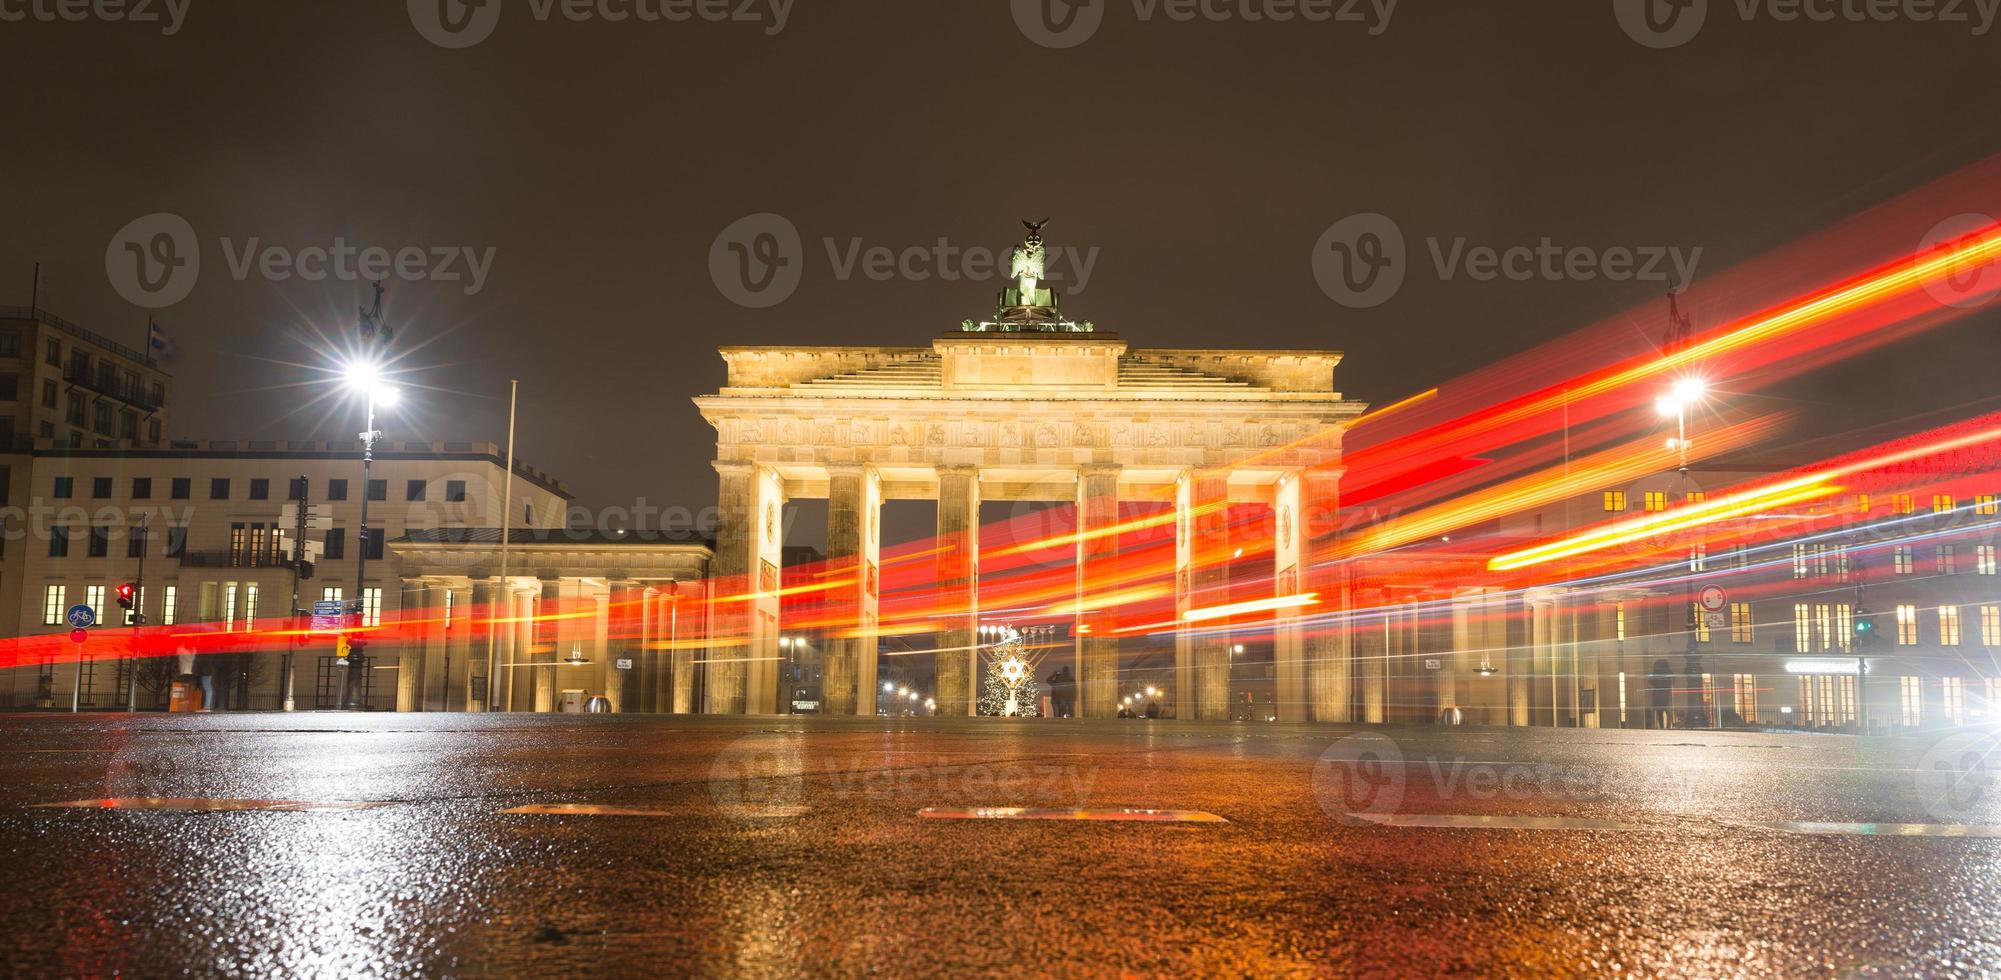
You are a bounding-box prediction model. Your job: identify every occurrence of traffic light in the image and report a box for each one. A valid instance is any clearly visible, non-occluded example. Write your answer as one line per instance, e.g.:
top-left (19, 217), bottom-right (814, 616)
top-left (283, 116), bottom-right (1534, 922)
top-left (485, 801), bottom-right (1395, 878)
top-left (1855, 608), bottom-right (1878, 646)
top-left (115, 582), bottom-right (136, 611)
top-left (335, 634), bottom-right (352, 665)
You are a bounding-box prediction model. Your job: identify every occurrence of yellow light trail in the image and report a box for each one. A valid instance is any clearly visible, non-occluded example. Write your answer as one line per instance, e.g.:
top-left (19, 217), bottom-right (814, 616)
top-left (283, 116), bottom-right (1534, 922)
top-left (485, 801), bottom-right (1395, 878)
top-left (1183, 593), bottom-right (1321, 622)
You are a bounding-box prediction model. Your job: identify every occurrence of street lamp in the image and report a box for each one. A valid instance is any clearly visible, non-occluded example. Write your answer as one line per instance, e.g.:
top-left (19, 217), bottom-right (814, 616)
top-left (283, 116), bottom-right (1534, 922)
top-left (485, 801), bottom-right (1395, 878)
top-left (1658, 375), bottom-right (1711, 728)
top-left (338, 357), bottom-right (400, 710)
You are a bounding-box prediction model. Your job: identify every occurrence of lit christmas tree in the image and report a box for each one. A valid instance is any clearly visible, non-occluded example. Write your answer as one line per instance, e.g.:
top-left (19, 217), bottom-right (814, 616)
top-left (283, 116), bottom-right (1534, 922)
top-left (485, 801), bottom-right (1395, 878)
top-left (978, 627), bottom-right (1041, 717)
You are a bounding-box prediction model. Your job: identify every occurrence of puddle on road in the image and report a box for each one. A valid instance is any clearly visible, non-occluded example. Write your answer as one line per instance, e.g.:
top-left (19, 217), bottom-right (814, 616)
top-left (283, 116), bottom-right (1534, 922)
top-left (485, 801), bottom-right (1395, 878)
top-left (1349, 812), bottom-right (1652, 831)
top-left (1743, 821), bottom-right (2001, 837)
top-left (919, 806), bottom-right (1227, 823)
top-left (503, 803), bottom-right (684, 817)
top-left (25, 797), bottom-right (391, 812)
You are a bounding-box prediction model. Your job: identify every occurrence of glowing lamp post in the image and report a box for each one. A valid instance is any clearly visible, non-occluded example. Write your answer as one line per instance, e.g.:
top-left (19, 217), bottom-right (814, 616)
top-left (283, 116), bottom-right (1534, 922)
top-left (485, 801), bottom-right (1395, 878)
top-left (339, 359), bottom-right (400, 710)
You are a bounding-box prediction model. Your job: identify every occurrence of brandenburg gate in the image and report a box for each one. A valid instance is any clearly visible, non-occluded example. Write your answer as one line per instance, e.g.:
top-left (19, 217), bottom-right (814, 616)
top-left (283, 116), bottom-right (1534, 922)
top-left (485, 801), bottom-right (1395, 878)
top-left (696, 223), bottom-right (1367, 720)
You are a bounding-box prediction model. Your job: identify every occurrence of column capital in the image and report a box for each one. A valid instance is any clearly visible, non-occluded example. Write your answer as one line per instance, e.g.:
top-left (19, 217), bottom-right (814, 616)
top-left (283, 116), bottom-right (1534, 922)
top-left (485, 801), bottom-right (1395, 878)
top-left (824, 462), bottom-right (874, 479)
top-left (713, 460), bottom-right (760, 477)
top-left (1078, 463), bottom-right (1122, 479)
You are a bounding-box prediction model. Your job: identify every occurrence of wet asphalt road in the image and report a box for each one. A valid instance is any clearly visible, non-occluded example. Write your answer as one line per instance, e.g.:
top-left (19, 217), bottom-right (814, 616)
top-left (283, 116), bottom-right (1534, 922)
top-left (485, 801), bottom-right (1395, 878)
top-left (1, 714), bottom-right (1999, 978)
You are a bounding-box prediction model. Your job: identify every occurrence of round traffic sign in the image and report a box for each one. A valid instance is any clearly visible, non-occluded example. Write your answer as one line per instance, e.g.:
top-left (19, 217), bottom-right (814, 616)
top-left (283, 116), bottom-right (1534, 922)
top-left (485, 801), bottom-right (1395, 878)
top-left (65, 604), bottom-right (97, 629)
top-left (1697, 585), bottom-right (1728, 612)
top-left (68, 628), bottom-right (88, 644)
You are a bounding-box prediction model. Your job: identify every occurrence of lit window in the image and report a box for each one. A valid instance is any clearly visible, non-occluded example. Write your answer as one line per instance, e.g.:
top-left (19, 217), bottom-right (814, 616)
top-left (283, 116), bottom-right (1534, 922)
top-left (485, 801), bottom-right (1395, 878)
top-left (363, 587), bottom-right (383, 628)
top-left (444, 589), bottom-right (456, 629)
top-left (1794, 604), bottom-right (1812, 653)
top-left (1979, 545), bottom-right (1997, 575)
top-left (1893, 494), bottom-right (1915, 515)
top-left (1815, 603), bottom-right (1833, 651)
top-left (1733, 545), bottom-right (1751, 570)
top-left (1836, 604), bottom-right (1853, 651)
top-left (83, 584), bottom-right (105, 625)
top-left (1686, 491), bottom-right (1706, 505)
top-left (42, 585), bottom-right (66, 626)
top-left (1938, 546), bottom-right (1958, 575)
top-left (1614, 602), bottom-right (1626, 641)
top-left (1733, 674), bottom-right (1757, 721)
top-left (245, 584), bottom-right (259, 631)
top-left (1689, 544), bottom-right (1707, 572)
top-left (1617, 672), bottom-right (1628, 724)
top-left (1857, 493), bottom-right (1872, 513)
top-left (1977, 494), bottom-right (1998, 516)
top-left (1644, 491), bottom-right (1667, 512)
top-left (1940, 605), bottom-right (1962, 646)
top-left (1793, 544), bottom-right (1810, 579)
top-left (1901, 676), bottom-right (1923, 727)
top-left (1897, 604), bottom-right (1919, 646)
top-left (1690, 603), bottom-right (1711, 643)
top-left (1603, 491), bottom-right (1627, 512)
top-left (223, 585), bottom-right (238, 632)
top-left (1894, 547), bottom-right (1914, 575)
top-left (1934, 494), bottom-right (1957, 513)
top-left (1982, 605), bottom-right (2000, 647)
top-left (161, 586), bottom-right (178, 625)
top-left (1730, 602), bottom-right (1754, 644)
top-left (1943, 677), bottom-right (1966, 725)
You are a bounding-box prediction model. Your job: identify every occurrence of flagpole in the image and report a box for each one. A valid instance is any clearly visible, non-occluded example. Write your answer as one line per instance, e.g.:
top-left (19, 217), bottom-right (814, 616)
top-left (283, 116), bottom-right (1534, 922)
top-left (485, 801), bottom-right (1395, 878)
top-left (489, 379), bottom-right (517, 712)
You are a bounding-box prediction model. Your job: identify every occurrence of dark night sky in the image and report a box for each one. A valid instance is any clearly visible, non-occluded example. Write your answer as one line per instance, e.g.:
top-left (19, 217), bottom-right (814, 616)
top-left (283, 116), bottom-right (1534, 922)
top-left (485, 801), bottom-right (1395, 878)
top-left (5, 1), bottom-right (1999, 526)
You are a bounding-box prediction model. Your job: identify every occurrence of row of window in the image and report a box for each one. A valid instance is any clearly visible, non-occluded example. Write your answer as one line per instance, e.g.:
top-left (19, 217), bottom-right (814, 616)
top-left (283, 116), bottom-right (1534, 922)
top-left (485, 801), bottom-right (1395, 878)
top-left (1605, 490), bottom-right (2001, 516)
top-left (49, 476), bottom-right (468, 503)
top-left (44, 524), bottom-right (382, 563)
top-left (1611, 671), bottom-right (1997, 728)
top-left (41, 583), bottom-right (383, 628)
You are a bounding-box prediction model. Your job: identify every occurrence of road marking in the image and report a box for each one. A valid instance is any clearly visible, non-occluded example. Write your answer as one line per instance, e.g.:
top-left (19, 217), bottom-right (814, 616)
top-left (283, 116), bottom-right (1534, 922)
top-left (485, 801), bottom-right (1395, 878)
top-left (502, 803), bottom-right (683, 817)
top-left (1741, 821), bottom-right (2001, 837)
top-left (1350, 813), bottom-right (1652, 831)
top-left (26, 797), bottom-right (390, 812)
top-left (919, 807), bottom-right (1227, 823)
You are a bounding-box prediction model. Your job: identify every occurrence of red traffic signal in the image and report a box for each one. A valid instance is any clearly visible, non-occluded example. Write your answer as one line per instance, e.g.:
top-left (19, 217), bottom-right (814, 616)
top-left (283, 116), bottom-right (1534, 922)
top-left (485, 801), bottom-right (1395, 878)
top-left (115, 582), bottom-right (136, 610)
top-left (68, 628), bottom-right (88, 644)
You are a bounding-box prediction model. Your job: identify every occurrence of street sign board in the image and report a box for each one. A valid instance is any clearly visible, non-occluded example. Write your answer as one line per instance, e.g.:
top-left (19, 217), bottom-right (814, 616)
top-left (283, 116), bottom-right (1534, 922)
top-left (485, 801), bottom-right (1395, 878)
top-left (615, 658), bottom-right (634, 671)
top-left (68, 628), bottom-right (88, 644)
top-left (311, 600), bottom-right (346, 632)
top-left (1697, 585), bottom-right (1728, 612)
top-left (64, 604), bottom-right (96, 629)
top-left (1705, 610), bottom-right (1727, 630)
top-left (1423, 658), bottom-right (1442, 671)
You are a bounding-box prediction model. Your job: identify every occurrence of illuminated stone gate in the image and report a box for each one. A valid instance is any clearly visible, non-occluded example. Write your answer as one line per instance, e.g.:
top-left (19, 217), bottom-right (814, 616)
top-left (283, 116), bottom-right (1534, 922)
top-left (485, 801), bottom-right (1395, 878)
top-left (695, 223), bottom-right (1368, 719)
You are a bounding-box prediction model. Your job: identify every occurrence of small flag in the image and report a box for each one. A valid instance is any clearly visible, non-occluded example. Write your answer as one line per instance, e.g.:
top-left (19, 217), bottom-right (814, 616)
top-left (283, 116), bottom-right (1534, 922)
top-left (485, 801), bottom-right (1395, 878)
top-left (147, 319), bottom-right (177, 360)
